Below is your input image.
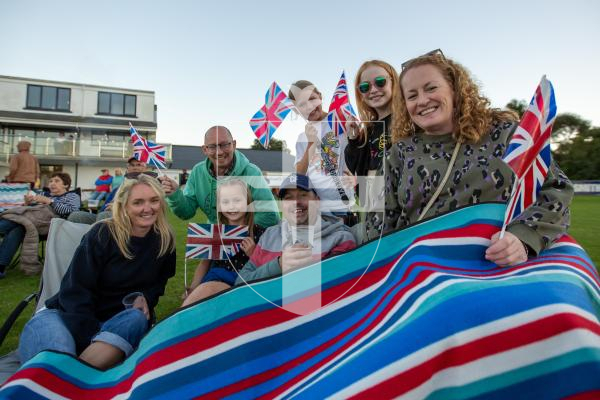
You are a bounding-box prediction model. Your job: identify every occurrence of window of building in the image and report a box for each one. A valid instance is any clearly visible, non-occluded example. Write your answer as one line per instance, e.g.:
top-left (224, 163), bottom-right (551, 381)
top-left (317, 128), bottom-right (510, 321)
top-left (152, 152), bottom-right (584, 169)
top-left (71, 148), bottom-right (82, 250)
top-left (97, 92), bottom-right (136, 116)
top-left (26, 85), bottom-right (71, 111)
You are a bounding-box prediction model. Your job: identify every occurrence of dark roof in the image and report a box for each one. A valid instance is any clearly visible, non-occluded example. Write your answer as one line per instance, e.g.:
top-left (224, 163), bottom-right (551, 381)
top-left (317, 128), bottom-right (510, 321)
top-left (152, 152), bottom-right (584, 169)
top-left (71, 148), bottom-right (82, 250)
top-left (170, 145), bottom-right (204, 170)
top-left (170, 145), bottom-right (295, 173)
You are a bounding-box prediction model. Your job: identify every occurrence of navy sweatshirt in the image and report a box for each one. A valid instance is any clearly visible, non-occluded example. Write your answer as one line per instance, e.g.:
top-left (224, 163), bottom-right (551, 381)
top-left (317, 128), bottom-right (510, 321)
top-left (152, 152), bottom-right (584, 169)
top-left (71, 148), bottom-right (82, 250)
top-left (45, 222), bottom-right (176, 353)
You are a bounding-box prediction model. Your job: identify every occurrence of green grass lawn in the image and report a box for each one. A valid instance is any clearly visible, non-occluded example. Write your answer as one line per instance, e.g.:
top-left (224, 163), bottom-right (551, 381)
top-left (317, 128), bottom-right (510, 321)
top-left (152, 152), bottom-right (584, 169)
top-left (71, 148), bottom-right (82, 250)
top-left (1, 196), bottom-right (599, 355)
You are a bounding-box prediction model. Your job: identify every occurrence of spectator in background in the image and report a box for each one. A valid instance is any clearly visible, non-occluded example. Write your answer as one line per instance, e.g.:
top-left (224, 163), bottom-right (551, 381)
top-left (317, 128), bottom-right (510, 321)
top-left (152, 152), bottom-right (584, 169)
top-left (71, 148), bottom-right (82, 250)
top-left (7, 141), bottom-right (40, 189)
top-left (0, 172), bottom-right (80, 278)
top-left (112, 168), bottom-right (124, 191)
top-left (88, 169), bottom-right (113, 202)
top-left (179, 169), bottom-right (189, 187)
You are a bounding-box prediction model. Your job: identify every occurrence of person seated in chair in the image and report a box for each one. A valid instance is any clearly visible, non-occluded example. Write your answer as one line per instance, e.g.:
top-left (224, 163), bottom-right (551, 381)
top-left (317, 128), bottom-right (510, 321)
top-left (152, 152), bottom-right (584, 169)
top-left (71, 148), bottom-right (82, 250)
top-left (18, 175), bottom-right (176, 369)
top-left (0, 172), bottom-right (80, 278)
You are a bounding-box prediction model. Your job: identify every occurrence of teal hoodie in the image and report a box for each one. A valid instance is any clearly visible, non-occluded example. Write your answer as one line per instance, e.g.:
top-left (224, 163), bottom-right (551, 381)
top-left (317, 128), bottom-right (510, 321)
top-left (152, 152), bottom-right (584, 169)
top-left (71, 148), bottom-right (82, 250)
top-left (166, 150), bottom-right (280, 227)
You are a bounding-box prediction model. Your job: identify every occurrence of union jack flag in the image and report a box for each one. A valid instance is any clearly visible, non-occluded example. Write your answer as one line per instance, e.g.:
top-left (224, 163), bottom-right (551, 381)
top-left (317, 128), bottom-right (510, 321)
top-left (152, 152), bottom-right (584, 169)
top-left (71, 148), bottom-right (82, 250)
top-left (186, 223), bottom-right (249, 260)
top-left (249, 82), bottom-right (294, 149)
top-left (502, 76), bottom-right (557, 225)
top-left (129, 122), bottom-right (167, 169)
top-left (327, 71), bottom-right (357, 136)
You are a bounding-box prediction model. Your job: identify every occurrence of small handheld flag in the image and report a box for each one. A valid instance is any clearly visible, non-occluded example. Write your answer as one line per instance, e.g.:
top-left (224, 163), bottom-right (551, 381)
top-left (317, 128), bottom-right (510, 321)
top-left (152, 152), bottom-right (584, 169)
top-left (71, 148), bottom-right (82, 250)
top-left (249, 82), bottom-right (294, 149)
top-left (129, 122), bottom-right (167, 169)
top-left (186, 223), bottom-right (249, 260)
top-left (327, 71), bottom-right (357, 136)
top-left (501, 75), bottom-right (557, 232)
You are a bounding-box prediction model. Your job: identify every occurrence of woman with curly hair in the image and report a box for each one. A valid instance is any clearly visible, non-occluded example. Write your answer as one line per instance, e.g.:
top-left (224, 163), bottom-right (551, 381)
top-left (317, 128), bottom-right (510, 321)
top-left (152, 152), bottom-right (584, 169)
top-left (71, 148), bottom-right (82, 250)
top-left (368, 50), bottom-right (573, 266)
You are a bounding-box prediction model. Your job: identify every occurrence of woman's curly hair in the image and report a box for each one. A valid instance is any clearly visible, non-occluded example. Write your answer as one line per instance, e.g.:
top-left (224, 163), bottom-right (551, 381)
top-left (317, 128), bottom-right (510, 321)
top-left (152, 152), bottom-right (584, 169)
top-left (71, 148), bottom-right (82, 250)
top-left (391, 53), bottom-right (517, 143)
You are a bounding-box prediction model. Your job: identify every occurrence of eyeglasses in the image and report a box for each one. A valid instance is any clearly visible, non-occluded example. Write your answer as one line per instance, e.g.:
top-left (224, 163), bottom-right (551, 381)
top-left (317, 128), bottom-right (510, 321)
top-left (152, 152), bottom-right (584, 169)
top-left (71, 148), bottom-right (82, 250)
top-left (205, 142), bottom-right (232, 153)
top-left (401, 48), bottom-right (445, 70)
top-left (358, 76), bottom-right (387, 94)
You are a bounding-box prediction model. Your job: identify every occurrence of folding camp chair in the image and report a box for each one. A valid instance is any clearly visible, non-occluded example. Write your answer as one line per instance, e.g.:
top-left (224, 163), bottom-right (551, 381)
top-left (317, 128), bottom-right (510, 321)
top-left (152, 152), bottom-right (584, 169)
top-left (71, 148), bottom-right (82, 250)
top-left (0, 218), bottom-right (91, 384)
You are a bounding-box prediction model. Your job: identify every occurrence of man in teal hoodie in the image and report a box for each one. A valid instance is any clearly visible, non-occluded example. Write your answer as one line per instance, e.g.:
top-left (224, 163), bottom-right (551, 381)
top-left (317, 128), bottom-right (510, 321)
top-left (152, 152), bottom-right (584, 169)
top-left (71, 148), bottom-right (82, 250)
top-left (160, 126), bottom-right (280, 228)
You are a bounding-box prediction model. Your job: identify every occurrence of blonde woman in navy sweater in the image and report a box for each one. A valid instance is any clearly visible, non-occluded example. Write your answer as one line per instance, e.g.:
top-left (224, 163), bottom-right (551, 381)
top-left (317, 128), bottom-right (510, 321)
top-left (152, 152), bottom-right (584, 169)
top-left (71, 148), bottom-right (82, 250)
top-left (18, 174), bottom-right (176, 369)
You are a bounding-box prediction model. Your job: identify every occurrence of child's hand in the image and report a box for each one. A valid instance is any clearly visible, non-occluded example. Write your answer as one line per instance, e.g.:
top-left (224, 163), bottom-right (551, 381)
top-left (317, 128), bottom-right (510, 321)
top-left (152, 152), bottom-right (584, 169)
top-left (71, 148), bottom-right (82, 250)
top-left (305, 123), bottom-right (319, 144)
top-left (341, 169), bottom-right (357, 189)
top-left (345, 117), bottom-right (360, 140)
top-left (240, 237), bottom-right (256, 256)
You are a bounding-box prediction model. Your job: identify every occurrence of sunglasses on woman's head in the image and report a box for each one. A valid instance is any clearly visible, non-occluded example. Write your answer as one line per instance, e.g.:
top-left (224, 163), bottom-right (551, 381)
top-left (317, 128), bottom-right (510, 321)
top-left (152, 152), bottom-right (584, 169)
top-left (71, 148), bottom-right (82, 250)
top-left (401, 48), bottom-right (445, 70)
top-left (125, 171), bottom-right (159, 180)
top-left (358, 76), bottom-right (387, 94)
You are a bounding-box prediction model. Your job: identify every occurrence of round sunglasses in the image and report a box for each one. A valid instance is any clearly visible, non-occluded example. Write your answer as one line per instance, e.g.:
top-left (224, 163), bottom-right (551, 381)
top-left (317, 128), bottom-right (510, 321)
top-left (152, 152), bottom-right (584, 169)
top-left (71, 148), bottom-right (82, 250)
top-left (358, 76), bottom-right (387, 94)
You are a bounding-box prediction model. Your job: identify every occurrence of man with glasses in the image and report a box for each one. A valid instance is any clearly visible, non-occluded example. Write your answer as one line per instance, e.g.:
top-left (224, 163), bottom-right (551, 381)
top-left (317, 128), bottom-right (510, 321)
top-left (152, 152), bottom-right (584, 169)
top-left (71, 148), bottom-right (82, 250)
top-left (160, 126), bottom-right (280, 228)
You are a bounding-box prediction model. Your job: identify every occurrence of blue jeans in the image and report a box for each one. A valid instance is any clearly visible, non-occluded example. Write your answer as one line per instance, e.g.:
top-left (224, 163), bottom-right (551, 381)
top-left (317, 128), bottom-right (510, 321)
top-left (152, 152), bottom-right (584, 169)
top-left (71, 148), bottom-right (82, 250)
top-left (0, 218), bottom-right (25, 269)
top-left (88, 191), bottom-right (107, 202)
top-left (201, 267), bottom-right (238, 286)
top-left (18, 308), bottom-right (149, 363)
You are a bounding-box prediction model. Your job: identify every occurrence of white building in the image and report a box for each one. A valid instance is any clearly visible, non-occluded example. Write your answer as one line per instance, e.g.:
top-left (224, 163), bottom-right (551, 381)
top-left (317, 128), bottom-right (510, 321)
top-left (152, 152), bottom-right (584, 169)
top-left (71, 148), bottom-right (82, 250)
top-left (0, 75), bottom-right (171, 190)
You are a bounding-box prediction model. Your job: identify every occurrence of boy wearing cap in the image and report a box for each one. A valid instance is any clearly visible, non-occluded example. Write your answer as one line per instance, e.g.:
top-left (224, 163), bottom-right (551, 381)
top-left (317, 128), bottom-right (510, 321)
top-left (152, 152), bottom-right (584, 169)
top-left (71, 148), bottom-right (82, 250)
top-left (234, 173), bottom-right (356, 284)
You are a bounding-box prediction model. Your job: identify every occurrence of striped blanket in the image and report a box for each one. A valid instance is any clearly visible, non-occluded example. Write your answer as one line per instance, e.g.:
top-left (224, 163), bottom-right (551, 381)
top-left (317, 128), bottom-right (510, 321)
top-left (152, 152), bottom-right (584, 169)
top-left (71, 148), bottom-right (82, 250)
top-left (2, 203), bottom-right (599, 399)
top-left (0, 183), bottom-right (29, 210)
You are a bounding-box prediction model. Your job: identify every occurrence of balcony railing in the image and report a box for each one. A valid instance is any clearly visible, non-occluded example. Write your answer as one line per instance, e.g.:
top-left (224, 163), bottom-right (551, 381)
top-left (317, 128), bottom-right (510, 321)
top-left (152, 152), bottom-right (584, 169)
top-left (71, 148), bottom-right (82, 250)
top-left (0, 137), bottom-right (172, 163)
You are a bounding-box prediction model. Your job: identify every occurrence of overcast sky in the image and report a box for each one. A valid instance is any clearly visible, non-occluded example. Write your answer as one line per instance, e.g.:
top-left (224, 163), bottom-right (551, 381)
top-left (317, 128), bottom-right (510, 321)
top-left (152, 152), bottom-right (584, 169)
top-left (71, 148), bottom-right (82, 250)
top-left (2, 0), bottom-right (599, 153)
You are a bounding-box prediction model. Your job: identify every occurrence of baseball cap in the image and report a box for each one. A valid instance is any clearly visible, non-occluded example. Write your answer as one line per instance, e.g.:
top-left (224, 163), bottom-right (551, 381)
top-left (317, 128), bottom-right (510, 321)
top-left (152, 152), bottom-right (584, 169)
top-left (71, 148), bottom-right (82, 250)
top-left (127, 156), bottom-right (140, 164)
top-left (278, 173), bottom-right (317, 199)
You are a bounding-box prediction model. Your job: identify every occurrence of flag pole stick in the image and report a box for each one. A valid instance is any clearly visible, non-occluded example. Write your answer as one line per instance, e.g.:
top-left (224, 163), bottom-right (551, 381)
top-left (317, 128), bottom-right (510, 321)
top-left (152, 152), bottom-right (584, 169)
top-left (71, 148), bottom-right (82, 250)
top-left (499, 176), bottom-right (521, 239)
top-left (184, 258), bottom-right (188, 293)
